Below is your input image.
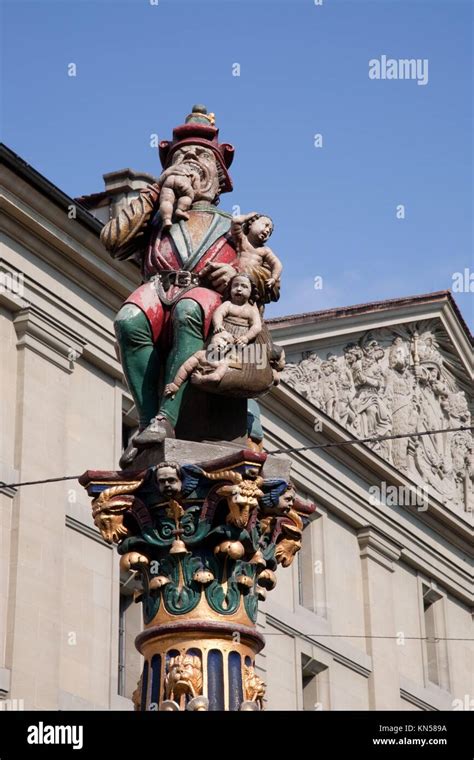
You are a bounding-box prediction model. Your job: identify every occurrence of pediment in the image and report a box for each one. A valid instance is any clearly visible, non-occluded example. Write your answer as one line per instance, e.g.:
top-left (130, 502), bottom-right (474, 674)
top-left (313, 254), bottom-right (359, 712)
top-left (274, 295), bottom-right (473, 514)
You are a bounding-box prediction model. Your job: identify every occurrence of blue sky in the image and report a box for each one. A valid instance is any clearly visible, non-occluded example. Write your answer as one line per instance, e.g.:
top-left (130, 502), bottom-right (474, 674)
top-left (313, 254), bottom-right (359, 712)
top-left (2, 0), bottom-right (473, 328)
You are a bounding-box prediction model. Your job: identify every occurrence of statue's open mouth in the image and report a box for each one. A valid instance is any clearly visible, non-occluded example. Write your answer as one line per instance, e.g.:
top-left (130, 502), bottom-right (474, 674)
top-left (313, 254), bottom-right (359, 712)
top-left (174, 679), bottom-right (194, 695)
top-left (183, 159), bottom-right (206, 182)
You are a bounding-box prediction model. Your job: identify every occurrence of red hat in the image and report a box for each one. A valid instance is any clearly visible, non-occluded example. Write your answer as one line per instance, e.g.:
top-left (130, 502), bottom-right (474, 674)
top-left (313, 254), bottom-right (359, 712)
top-left (158, 105), bottom-right (235, 193)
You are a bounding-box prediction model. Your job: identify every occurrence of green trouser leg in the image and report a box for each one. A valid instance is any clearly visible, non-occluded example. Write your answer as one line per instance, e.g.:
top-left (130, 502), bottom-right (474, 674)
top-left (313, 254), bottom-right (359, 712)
top-left (159, 298), bottom-right (205, 426)
top-left (115, 299), bottom-right (261, 435)
top-left (114, 304), bottom-right (160, 428)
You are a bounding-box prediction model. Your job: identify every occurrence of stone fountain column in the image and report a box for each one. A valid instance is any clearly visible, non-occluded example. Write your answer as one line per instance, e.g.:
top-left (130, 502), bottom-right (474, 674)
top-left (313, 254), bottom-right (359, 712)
top-left (80, 443), bottom-right (314, 711)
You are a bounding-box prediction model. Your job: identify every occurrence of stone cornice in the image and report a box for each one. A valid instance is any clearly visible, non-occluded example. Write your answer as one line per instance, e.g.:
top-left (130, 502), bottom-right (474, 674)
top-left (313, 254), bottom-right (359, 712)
top-left (14, 307), bottom-right (86, 373)
top-left (0, 261), bottom-right (124, 381)
top-left (264, 608), bottom-right (372, 679)
top-left (357, 527), bottom-right (402, 572)
top-left (0, 144), bottom-right (103, 235)
top-left (268, 296), bottom-right (473, 383)
top-left (65, 515), bottom-right (112, 547)
top-left (0, 166), bottom-right (140, 306)
top-left (400, 675), bottom-right (454, 711)
top-left (16, 312), bottom-right (122, 380)
top-left (439, 298), bottom-right (474, 382)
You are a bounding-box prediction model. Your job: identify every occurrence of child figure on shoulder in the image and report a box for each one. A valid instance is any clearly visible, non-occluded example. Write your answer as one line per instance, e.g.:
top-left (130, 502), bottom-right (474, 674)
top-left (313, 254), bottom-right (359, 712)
top-left (231, 212), bottom-right (283, 294)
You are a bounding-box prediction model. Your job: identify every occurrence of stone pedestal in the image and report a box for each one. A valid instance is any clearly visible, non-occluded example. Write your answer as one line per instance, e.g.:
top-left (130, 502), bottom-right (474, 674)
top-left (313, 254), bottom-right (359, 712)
top-left (122, 438), bottom-right (292, 479)
top-left (175, 386), bottom-right (248, 444)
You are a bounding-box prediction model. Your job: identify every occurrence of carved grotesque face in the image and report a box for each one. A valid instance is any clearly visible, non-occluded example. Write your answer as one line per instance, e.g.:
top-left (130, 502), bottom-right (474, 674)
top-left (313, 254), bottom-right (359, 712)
top-left (278, 487), bottom-right (295, 514)
top-left (230, 275), bottom-right (252, 304)
top-left (245, 666), bottom-right (266, 699)
top-left (96, 513), bottom-right (127, 544)
top-left (229, 484), bottom-right (246, 505)
top-left (156, 466), bottom-right (182, 499)
top-left (275, 537), bottom-right (301, 567)
top-left (248, 215), bottom-right (273, 245)
top-left (165, 655), bottom-right (202, 699)
top-left (171, 145), bottom-right (220, 202)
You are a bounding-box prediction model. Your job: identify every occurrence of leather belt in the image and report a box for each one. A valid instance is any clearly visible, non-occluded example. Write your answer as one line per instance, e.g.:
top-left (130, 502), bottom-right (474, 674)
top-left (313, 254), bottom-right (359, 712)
top-left (152, 270), bottom-right (201, 307)
top-left (160, 270), bottom-right (200, 288)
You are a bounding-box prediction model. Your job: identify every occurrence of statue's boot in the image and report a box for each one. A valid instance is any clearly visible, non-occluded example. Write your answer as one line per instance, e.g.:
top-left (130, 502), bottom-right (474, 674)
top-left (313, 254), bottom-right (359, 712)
top-left (134, 414), bottom-right (175, 448)
top-left (119, 440), bottom-right (139, 469)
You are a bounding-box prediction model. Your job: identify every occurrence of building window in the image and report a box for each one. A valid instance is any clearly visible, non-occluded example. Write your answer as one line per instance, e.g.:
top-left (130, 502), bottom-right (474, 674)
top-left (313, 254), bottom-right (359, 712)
top-left (122, 419), bottom-right (138, 453)
top-left (301, 654), bottom-right (328, 710)
top-left (298, 513), bottom-right (326, 616)
top-left (122, 422), bottom-right (133, 452)
top-left (422, 584), bottom-right (450, 691)
top-left (122, 396), bottom-right (138, 453)
top-left (298, 529), bottom-right (314, 610)
top-left (118, 592), bottom-right (131, 696)
top-left (118, 578), bottom-right (143, 699)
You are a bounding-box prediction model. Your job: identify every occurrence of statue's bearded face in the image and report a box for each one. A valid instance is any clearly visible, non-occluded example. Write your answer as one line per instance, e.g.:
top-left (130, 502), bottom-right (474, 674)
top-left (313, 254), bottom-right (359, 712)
top-left (171, 145), bottom-right (220, 202)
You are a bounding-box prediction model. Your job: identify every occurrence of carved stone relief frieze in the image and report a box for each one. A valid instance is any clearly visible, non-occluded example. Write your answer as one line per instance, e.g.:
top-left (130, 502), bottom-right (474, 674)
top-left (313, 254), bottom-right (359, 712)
top-left (282, 321), bottom-right (472, 512)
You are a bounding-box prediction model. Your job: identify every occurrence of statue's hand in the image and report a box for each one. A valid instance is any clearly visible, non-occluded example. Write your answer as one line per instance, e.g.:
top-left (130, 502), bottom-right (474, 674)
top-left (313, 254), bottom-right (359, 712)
top-left (157, 166), bottom-right (191, 184)
top-left (164, 383), bottom-right (179, 399)
top-left (221, 331), bottom-right (234, 344)
top-left (201, 262), bottom-right (237, 293)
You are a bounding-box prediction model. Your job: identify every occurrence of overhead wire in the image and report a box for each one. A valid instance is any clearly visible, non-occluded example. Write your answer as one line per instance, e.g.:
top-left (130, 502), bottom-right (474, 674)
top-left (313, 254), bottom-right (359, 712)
top-left (0, 426), bottom-right (471, 489)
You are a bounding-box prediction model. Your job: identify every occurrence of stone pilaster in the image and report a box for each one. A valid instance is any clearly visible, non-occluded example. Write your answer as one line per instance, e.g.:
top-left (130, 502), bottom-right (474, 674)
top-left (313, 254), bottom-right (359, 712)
top-left (357, 527), bottom-right (402, 710)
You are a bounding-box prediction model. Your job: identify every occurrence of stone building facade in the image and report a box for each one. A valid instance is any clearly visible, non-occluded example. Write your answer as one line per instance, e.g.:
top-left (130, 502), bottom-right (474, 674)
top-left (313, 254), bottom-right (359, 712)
top-left (0, 144), bottom-right (472, 711)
